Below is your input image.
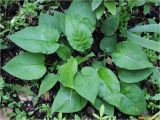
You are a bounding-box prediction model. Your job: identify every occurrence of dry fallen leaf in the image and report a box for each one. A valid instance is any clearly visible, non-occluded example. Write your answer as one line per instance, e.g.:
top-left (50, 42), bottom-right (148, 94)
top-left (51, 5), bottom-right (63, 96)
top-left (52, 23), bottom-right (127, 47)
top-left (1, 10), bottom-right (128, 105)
top-left (0, 109), bottom-right (10, 120)
top-left (106, 57), bottom-right (113, 65)
top-left (18, 93), bottom-right (33, 102)
top-left (42, 92), bottom-right (51, 101)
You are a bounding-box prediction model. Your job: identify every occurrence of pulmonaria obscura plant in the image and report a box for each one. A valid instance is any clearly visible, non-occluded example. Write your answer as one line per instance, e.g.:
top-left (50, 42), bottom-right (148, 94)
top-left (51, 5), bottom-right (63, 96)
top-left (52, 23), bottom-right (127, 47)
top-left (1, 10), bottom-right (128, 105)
top-left (2, 0), bottom-right (160, 117)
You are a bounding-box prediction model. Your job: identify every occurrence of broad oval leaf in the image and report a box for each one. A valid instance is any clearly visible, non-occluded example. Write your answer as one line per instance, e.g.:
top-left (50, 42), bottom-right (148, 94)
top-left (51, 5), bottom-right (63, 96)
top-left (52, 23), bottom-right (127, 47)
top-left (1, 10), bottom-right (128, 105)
top-left (129, 24), bottom-right (160, 33)
top-left (112, 41), bottom-right (153, 70)
top-left (104, 1), bottom-right (116, 15)
top-left (65, 15), bottom-right (93, 52)
top-left (100, 34), bottom-right (117, 54)
top-left (95, 4), bottom-right (105, 20)
top-left (128, 0), bottom-right (146, 7)
top-left (98, 67), bottom-right (120, 92)
top-left (39, 13), bottom-right (55, 28)
top-left (53, 11), bottom-right (66, 34)
top-left (39, 12), bottom-right (65, 34)
top-left (59, 57), bottom-right (78, 88)
top-left (97, 67), bottom-right (121, 107)
top-left (51, 86), bottom-right (87, 113)
top-left (127, 32), bottom-right (160, 52)
top-left (99, 82), bottom-right (147, 115)
top-left (98, 80), bottom-right (121, 107)
top-left (38, 73), bottom-right (59, 97)
top-left (118, 68), bottom-right (153, 83)
top-left (93, 97), bottom-right (114, 116)
top-left (8, 26), bottom-right (60, 54)
top-left (2, 52), bottom-right (46, 80)
top-left (67, 0), bottom-right (96, 32)
top-left (101, 14), bottom-right (119, 36)
top-left (73, 67), bottom-right (100, 104)
top-left (117, 82), bottom-right (147, 115)
top-left (56, 45), bottom-right (71, 61)
top-left (92, 0), bottom-right (103, 11)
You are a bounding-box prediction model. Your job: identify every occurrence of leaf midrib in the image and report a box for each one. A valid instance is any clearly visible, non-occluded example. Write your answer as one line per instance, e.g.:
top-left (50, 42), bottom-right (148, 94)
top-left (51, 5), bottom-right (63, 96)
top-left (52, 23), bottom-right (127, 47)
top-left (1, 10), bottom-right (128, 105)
top-left (116, 52), bottom-right (150, 65)
top-left (5, 63), bottom-right (43, 68)
top-left (10, 37), bottom-right (56, 42)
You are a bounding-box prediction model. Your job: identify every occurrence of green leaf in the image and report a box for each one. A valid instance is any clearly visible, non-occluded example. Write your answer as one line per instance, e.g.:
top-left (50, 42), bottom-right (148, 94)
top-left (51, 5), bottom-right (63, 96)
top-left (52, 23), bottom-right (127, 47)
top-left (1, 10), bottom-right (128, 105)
top-left (129, 24), bottom-right (160, 33)
top-left (144, 4), bottom-right (150, 15)
top-left (51, 86), bottom-right (87, 113)
top-left (101, 14), bottom-right (119, 36)
top-left (127, 32), bottom-right (160, 52)
top-left (0, 76), bottom-right (4, 90)
top-left (150, 67), bottom-right (160, 84)
top-left (152, 93), bottom-right (160, 100)
top-left (76, 52), bottom-right (95, 64)
top-left (39, 13), bottom-right (55, 28)
top-left (73, 67), bottom-right (100, 104)
top-left (98, 67), bottom-right (120, 92)
top-left (56, 45), bottom-right (71, 61)
top-left (54, 11), bottom-right (66, 34)
top-left (2, 52), bottom-right (46, 80)
top-left (99, 82), bottom-right (147, 115)
top-left (39, 12), bottom-right (65, 33)
top-left (104, 1), bottom-right (116, 15)
top-left (100, 34), bottom-right (117, 54)
top-left (97, 67), bottom-right (121, 107)
top-left (65, 15), bottom-right (93, 52)
top-left (118, 68), bottom-right (153, 83)
top-left (94, 97), bottom-right (114, 116)
top-left (8, 26), bottom-right (60, 54)
top-left (147, 0), bottom-right (160, 5)
top-left (98, 80), bottom-right (121, 107)
top-left (59, 57), bottom-right (78, 88)
top-left (92, 61), bottom-right (105, 69)
top-left (10, 84), bottom-right (35, 97)
top-left (95, 4), bottom-right (105, 19)
top-left (117, 82), bottom-right (146, 115)
top-left (128, 0), bottom-right (146, 8)
top-left (93, 113), bottom-right (100, 119)
top-left (0, 39), bottom-right (8, 50)
top-left (67, 0), bottom-right (96, 32)
top-left (74, 114), bottom-right (81, 120)
top-left (112, 41), bottom-right (153, 70)
top-left (0, 76), bottom-right (5, 98)
top-left (92, 0), bottom-right (103, 11)
top-left (100, 104), bottom-right (105, 117)
top-left (38, 73), bottom-right (59, 97)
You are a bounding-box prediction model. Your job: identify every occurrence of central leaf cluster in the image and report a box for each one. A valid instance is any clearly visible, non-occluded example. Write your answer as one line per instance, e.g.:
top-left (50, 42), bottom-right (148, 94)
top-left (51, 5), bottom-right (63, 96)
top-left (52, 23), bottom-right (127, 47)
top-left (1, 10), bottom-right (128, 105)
top-left (2, 0), bottom-right (156, 117)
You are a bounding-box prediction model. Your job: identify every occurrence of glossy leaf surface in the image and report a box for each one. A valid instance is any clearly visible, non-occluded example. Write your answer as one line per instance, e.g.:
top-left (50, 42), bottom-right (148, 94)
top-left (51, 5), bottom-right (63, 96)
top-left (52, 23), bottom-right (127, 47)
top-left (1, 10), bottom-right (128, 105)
top-left (3, 52), bottom-right (46, 80)
top-left (8, 26), bottom-right (60, 54)
top-left (59, 58), bottom-right (78, 88)
top-left (51, 86), bottom-right (87, 113)
top-left (38, 73), bottom-right (59, 97)
top-left (112, 41), bottom-right (153, 70)
top-left (65, 15), bottom-right (93, 52)
top-left (74, 67), bottom-right (100, 104)
top-left (118, 68), bottom-right (153, 83)
top-left (101, 14), bottom-right (119, 36)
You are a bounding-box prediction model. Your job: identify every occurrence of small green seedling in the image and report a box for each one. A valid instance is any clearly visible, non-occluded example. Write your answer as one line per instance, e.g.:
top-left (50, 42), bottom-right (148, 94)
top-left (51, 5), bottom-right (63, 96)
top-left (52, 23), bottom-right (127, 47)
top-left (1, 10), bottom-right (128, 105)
top-left (53, 113), bottom-right (66, 120)
top-left (93, 105), bottom-right (108, 120)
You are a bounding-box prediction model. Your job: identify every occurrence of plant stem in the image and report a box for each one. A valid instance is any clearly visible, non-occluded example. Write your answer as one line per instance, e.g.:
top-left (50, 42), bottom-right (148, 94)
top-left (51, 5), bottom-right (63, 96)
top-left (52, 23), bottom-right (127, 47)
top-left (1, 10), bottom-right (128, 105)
top-left (150, 111), bottom-right (160, 120)
top-left (0, 29), bottom-right (10, 36)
